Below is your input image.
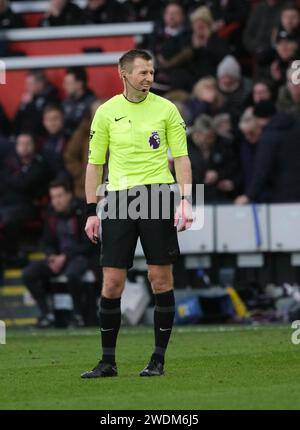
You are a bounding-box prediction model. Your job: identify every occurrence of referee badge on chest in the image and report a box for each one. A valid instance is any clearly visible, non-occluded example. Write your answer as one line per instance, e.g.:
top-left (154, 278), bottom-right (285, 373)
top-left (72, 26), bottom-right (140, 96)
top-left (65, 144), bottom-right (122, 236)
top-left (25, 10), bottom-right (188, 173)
top-left (149, 131), bottom-right (161, 149)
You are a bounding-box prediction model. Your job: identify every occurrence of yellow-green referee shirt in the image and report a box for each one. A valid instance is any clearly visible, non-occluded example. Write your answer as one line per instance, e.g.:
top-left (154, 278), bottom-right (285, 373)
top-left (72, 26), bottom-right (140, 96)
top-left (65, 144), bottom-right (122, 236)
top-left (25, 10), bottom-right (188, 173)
top-left (88, 92), bottom-right (187, 191)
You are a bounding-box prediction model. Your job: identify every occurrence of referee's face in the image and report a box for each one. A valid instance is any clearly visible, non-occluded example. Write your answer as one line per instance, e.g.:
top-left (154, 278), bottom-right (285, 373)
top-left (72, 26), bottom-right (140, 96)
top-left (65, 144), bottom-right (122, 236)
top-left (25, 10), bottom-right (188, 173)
top-left (128, 58), bottom-right (154, 93)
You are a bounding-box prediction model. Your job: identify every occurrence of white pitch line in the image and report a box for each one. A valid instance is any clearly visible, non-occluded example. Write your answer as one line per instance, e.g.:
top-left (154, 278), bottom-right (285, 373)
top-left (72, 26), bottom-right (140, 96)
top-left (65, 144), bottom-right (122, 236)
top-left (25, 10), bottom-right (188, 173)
top-left (5, 324), bottom-right (291, 339)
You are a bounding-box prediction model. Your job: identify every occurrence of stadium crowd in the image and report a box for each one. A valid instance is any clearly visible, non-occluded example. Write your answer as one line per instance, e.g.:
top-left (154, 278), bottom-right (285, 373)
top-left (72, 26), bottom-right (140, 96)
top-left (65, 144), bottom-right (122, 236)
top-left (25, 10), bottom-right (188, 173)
top-left (1, 0), bottom-right (300, 325)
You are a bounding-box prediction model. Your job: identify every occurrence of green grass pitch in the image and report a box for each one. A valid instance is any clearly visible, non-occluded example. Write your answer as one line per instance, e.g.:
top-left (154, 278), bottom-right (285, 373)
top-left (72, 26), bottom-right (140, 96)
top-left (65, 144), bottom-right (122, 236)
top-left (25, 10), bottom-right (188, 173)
top-left (1, 324), bottom-right (300, 410)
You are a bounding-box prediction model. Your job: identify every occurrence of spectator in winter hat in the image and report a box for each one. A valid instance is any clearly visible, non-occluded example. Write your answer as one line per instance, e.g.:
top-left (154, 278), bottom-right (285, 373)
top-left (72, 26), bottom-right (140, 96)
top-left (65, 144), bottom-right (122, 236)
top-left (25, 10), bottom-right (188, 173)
top-left (217, 55), bottom-right (252, 123)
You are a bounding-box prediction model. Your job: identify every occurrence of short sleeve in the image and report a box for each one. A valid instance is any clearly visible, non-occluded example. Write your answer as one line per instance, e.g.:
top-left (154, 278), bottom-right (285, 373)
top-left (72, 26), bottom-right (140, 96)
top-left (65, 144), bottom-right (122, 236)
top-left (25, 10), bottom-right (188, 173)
top-left (88, 107), bottom-right (109, 165)
top-left (166, 103), bottom-right (188, 158)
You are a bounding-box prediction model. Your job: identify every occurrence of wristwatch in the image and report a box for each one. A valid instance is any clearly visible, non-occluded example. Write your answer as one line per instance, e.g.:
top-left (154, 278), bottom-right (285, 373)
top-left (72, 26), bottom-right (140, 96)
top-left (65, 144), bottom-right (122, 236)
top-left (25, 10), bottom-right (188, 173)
top-left (181, 195), bottom-right (192, 204)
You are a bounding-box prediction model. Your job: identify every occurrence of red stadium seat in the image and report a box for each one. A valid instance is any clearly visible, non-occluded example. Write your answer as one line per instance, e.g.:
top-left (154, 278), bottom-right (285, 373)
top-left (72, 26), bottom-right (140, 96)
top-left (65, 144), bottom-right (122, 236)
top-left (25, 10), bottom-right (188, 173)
top-left (9, 36), bottom-right (135, 57)
top-left (0, 65), bottom-right (123, 120)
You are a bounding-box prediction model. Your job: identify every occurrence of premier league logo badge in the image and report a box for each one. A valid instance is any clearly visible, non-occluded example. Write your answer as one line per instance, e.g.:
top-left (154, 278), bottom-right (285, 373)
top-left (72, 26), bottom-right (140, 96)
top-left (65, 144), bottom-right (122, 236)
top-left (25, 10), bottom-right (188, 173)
top-left (149, 131), bottom-right (160, 149)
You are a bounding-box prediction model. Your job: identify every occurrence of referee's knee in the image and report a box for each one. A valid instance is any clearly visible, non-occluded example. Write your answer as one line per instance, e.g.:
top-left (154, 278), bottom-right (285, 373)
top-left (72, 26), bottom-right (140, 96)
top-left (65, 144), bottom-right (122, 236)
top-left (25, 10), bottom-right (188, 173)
top-left (102, 268), bottom-right (126, 298)
top-left (148, 266), bottom-right (173, 294)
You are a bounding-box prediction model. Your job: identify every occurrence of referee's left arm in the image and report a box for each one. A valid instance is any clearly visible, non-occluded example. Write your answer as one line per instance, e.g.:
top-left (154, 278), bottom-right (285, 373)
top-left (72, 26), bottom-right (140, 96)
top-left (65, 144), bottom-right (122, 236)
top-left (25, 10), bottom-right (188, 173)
top-left (85, 105), bottom-right (109, 243)
top-left (173, 155), bottom-right (193, 232)
top-left (166, 102), bottom-right (193, 231)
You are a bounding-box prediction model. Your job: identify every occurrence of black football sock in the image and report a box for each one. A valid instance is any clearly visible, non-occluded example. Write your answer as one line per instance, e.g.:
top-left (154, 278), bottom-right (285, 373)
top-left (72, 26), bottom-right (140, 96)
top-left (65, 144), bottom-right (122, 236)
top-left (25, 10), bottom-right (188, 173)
top-left (151, 289), bottom-right (175, 365)
top-left (99, 296), bottom-right (121, 365)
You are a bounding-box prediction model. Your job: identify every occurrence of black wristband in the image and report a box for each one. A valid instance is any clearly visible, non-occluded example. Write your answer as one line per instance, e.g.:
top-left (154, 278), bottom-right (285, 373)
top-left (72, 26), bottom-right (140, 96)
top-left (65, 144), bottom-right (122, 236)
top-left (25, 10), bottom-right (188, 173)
top-left (86, 202), bottom-right (97, 217)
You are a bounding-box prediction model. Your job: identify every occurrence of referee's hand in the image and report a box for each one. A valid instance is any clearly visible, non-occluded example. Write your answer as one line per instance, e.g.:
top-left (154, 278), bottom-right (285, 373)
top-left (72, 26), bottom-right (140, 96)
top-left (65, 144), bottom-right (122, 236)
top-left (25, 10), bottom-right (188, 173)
top-left (85, 216), bottom-right (100, 244)
top-left (174, 199), bottom-right (193, 232)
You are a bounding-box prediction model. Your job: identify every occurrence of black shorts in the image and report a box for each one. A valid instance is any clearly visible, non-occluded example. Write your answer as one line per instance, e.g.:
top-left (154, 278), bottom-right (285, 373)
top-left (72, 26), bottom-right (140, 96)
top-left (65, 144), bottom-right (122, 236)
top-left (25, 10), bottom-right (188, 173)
top-left (100, 185), bottom-right (180, 269)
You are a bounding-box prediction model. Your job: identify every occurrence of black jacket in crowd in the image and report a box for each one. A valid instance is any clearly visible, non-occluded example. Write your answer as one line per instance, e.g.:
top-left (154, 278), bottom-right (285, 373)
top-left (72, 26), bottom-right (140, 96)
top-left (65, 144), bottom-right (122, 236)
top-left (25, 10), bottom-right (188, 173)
top-left (0, 6), bottom-right (24, 29)
top-left (14, 84), bottom-right (59, 136)
top-left (83, 0), bottom-right (126, 24)
top-left (246, 113), bottom-right (300, 203)
top-left (191, 0), bottom-right (249, 24)
top-left (42, 199), bottom-right (94, 260)
top-left (62, 89), bottom-right (96, 137)
top-left (257, 47), bottom-right (300, 89)
top-left (122, 0), bottom-right (164, 22)
top-left (0, 104), bottom-right (10, 137)
top-left (188, 136), bottom-right (238, 203)
top-left (148, 23), bottom-right (190, 59)
top-left (0, 153), bottom-right (50, 205)
top-left (243, 0), bottom-right (283, 54)
top-left (40, 1), bottom-right (83, 27)
top-left (168, 34), bottom-right (230, 92)
top-left (38, 132), bottom-right (68, 180)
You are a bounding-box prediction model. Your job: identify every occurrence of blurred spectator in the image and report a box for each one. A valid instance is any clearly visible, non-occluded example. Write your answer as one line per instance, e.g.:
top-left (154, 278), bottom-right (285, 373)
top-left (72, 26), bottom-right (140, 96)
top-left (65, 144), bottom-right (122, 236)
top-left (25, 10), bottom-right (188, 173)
top-left (185, 76), bottom-right (225, 125)
top-left (64, 100), bottom-right (103, 200)
top-left (272, 3), bottom-right (300, 45)
top-left (236, 100), bottom-right (300, 204)
top-left (83, 0), bottom-right (126, 24)
top-left (157, 6), bottom-right (230, 91)
top-left (14, 70), bottom-right (59, 136)
top-left (217, 55), bottom-right (252, 122)
top-left (212, 112), bottom-right (233, 140)
top-left (39, 105), bottom-right (69, 180)
top-left (22, 180), bottom-right (95, 328)
top-left (247, 78), bottom-right (275, 105)
top-left (0, 103), bottom-right (10, 137)
top-left (188, 0), bottom-right (248, 24)
top-left (0, 133), bottom-right (49, 261)
top-left (191, 0), bottom-right (250, 54)
top-left (259, 30), bottom-right (300, 87)
top-left (243, 0), bottom-right (285, 55)
top-left (150, 1), bottom-right (190, 93)
top-left (163, 89), bottom-right (191, 125)
top-left (233, 107), bottom-right (265, 199)
top-left (123, 0), bottom-right (164, 22)
top-left (40, 0), bottom-right (83, 27)
top-left (0, 0), bottom-right (25, 28)
top-left (62, 67), bottom-right (96, 137)
top-left (188, 114), bottom-right (237, 203)
top-left (0, 0), bottom-right (25, 56)
top-left (277, 65), bottom-right (300, 117)
top-left (147, 1), bottom-right (188, 55)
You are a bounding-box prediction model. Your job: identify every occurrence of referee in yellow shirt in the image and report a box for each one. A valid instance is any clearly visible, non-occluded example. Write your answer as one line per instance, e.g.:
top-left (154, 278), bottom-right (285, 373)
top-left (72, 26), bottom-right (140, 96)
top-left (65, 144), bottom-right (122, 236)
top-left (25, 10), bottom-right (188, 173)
top-left (81, 49), bottom-right (193, 378)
